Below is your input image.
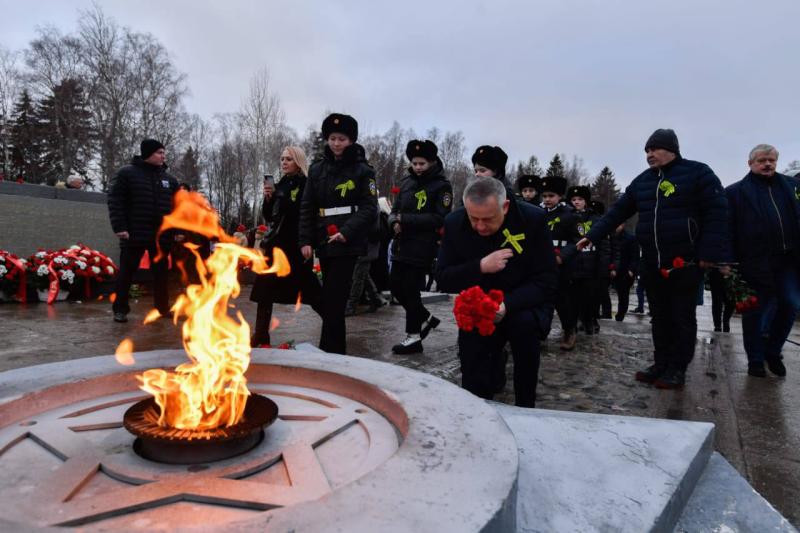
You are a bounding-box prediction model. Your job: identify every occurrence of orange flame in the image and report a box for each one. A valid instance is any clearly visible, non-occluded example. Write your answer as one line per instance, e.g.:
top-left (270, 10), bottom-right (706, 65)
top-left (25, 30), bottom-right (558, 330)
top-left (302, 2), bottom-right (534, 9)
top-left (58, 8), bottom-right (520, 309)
top-left (135, 190), bottom-right (289, 430)
top-left (115, 338), bottom-right (135, 366)
top-left (295, 292), bottom-right (302, 312)
top-left (143, 309), bottom-right (162, 324)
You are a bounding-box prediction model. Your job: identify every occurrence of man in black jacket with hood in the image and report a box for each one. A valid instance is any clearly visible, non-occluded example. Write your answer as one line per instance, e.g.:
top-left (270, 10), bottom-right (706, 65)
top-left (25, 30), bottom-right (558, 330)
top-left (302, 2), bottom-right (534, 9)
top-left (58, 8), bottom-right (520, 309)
top-left (107, 139), bottom-right (179, 323)
top-left (578, 129), bottom-right (729, 389)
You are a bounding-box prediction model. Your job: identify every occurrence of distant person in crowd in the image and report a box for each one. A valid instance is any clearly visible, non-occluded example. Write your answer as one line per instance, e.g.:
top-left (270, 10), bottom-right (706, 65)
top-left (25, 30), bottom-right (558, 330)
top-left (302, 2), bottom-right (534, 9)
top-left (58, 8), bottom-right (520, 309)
top-left (568, 186), bottom-right (608, 335)
top-left (610, 223), bottom-right (640, 321)
top-left (726, 144), bottom-right (800, 377)
top-left (250, 146), bottom-right (323, 347)
top-left (517, 174), bottom-right (541, 205)
top-left (345, 215), bottom-right (385, 316)
top-left (540, 176), bottom-right (580, 350)
top-left (299, 113), bottom-right (378, 354)
top-left (388, 139), bottom-right (453, 354)
top-left (437, 177), bottom-right (557, 407)
top-left (591, 200), bottom-right (614, 321)
top-left (707, 268), bottom-right (734, 332)
top-left (472, 145), bottom-right (519, 202)
top-left (578, 128), bottom-right (729, 389)
top-left (66, 175), bottom-right (84, 189)
top-left (107, 139), bottom-right (179, 323)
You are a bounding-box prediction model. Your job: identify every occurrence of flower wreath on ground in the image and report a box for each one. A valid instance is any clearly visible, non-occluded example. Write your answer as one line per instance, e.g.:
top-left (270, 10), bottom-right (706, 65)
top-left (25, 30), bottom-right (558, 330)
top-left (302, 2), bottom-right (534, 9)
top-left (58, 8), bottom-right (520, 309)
top-left (453, 286), bottom-right (504, 336)
top-left (26, 244), bottom-right (118, 303)
top-left (0, 250), bottom-right (28, 302)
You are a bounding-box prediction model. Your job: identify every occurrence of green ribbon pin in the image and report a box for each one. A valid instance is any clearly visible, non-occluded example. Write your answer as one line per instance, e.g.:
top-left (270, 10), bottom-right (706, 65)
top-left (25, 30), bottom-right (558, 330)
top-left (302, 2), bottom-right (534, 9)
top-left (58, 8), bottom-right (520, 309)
top-left (659, 180), bottom-right (676, 197)
top-left (335, 179), bottom-right (356, 198)
top-left (795, 187), bottom-right (800, 201)
top-left (547, 216), bottom-right (561, 230)
top-left (578, 220), bottom-right (592, 235)
top-left (290, 187), bottom-right (300, 202)
top-left (415, 189), bottom-right (427, 210)
top-left (501, 228), bottom-right (526, 254)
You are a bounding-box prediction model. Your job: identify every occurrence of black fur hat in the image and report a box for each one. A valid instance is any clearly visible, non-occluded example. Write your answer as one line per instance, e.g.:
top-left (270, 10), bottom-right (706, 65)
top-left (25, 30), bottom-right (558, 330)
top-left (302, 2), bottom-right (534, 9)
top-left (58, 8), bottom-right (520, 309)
top-left (590, 200), bottom-right (606, 214)
top-left (471, 145), bottom-right (508, 176)
top-left (321, 113), bottom-right (358, 142)
top-left (539, 176), bottom-right (567, 196)
top-left (567, 185), bottom-right (591, 202)
top-left (517, 174), bottom-right (541, 192)
top-left (406, 139), bottom-right (438, 161)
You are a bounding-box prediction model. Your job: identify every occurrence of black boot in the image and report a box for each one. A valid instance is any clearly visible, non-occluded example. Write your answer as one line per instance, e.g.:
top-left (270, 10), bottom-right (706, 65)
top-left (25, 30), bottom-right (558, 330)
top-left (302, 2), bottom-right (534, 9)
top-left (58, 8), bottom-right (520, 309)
top-left (392, 335), bottom-right (423, 354)
top-left (634, 363), bottom-right (667, 384)
top-left (420, 316), bottom-right (440, 339)
top-left (748, 361), bottom-right (767, 378)
top-left (654, 367), bottom-right (686, 389)
top-left (766, 357), bottom-right (786, 377)
top-left (722, 322), bottom-right (730, 333)
top-left (615, 313), bottom-right (625, 322)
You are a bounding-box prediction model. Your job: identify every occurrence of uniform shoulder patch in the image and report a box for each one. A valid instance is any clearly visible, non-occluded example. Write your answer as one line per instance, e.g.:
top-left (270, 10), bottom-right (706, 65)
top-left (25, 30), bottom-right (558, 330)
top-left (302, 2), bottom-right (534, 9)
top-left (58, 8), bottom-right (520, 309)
top-left (442, 191), bottom-right (452, 208)
top-left (369, 179), bottom-right (377, 196)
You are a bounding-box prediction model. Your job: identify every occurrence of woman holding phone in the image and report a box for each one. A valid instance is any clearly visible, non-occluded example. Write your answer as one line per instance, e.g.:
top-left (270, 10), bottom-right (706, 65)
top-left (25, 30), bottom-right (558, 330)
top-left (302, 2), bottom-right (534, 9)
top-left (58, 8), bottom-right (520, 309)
top-left (250, 146), bottom-right (322, 347)
top-left (298, 113), bottom-right (378, 354)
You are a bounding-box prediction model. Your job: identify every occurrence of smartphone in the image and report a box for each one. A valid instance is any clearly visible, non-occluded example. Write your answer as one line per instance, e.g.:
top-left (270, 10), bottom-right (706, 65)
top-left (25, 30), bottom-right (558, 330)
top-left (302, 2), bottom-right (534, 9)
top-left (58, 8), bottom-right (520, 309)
top-left (264, 175), bottom-right (275, 187)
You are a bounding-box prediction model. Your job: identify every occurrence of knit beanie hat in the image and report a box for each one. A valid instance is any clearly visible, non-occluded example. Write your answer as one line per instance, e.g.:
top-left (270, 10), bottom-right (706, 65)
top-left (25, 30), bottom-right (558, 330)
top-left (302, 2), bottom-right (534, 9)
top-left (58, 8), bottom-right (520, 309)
top-left (141, 139), bottom-right (165, 160)
top-left (644, 129), bottom-right (680, 155)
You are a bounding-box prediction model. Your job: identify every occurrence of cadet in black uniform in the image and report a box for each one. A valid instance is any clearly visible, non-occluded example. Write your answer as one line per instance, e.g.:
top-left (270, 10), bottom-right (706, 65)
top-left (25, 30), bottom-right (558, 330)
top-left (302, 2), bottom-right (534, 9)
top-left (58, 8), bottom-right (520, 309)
top-left (540, 177), bottom-right (580, 350)
top-left (298, 113), bottom-right (378, 354)
top-left (517, 174), bottom-right (541, 205)
top-left (591, 200), bottom-right (614, 320)
top-left (436, 177), bottom-right (558, 407)
top-left (389, 140), bottom-right (453, 354)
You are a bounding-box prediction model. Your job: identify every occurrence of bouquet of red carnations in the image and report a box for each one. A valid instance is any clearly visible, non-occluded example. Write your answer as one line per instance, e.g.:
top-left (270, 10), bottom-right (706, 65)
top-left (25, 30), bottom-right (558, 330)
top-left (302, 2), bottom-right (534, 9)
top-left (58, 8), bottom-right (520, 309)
top-left (453, 286), bottom-right (504, 336)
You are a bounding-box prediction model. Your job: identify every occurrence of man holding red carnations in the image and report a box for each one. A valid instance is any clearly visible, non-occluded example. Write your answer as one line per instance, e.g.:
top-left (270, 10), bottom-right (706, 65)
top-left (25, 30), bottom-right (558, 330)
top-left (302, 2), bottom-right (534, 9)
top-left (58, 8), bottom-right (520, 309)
top-left (436, 177), bottom-right (558, 407)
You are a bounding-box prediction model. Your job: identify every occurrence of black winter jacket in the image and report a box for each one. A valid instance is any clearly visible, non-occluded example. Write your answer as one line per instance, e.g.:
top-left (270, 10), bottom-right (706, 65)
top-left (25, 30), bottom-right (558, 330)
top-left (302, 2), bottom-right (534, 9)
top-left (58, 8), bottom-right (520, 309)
top-left (726, 172), bottom-right (800, 291)
top-left (107, 156), bottom-right (179, 247)
top-left (298, 144), bottom-right (379, 258)
top-left (587, 157), bottom-right (729, 269)
top-left (436, 202), bottom-right (558, 338)
top-left (571, 209), bottom-right (610, 279)
top-left (610, 230), bottom-right (640, 276)
top-left (388, 161), bottom-right (453, 268)
top-left (542, 203), bottom-right (580, 267)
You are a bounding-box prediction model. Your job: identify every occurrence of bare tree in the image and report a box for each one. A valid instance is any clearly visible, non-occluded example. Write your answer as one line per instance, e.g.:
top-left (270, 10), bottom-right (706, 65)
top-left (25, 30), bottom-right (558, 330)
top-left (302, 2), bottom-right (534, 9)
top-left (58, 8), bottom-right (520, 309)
top-left (0, 46), bottom-right (22, 176)
top-left (438, 130), bottom-right (470, 206)
top-left (562, 154), bottom-right (590, 186)
top-left (24, 26), bottom-right (83, 98)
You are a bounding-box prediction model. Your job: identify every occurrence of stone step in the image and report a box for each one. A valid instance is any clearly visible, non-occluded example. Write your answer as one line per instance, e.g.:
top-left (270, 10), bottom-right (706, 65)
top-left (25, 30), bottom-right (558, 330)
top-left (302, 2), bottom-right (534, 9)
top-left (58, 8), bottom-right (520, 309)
top-left (675, 452), bottom-right (798, 533)
top-left (495, 405), bottom-right (715, 532)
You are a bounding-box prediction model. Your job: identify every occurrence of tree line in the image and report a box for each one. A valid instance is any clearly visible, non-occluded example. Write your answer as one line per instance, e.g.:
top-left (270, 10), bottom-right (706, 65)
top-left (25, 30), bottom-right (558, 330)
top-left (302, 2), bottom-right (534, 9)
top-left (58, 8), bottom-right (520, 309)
top-left (0, 6), bottom-right (636, 228)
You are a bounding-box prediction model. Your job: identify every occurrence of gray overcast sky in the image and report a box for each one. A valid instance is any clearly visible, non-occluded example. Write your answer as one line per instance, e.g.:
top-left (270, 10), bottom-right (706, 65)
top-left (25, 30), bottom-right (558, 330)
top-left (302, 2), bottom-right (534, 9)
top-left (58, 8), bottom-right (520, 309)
top-left (2, 0), bottom-right (799, 186)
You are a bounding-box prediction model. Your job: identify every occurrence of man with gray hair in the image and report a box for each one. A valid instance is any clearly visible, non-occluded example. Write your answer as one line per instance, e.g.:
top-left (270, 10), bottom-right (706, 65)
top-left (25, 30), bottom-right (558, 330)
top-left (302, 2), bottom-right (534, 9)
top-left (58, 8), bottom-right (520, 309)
top-left (726, 144), bottom-right (800, 378)
top-left (436, 176), bottom-right (558, 407)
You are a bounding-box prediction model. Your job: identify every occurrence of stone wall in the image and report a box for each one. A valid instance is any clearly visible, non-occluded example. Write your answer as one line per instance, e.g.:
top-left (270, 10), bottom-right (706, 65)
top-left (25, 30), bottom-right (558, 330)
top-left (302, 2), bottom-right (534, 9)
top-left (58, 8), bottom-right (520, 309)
top-left (0, 182), bottom-right (119, 261)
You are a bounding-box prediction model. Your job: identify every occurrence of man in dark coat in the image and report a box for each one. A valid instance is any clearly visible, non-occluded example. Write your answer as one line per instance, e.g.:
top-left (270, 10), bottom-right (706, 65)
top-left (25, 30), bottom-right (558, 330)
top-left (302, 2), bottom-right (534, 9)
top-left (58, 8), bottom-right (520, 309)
top-left (298, 113), bottom-right (378, 354)
top-left (540, 176), bottom-right (580, 350)
top-left (437, 177), bottom-right (558, 407)
top-left (578, 129), bottom-right (729, 389)
top-left (389, 140), bottom-right (453, 354)
top-left (107, 139), bottom-right (179, 323)
top-left (726, 144), bottom-right (800, 378)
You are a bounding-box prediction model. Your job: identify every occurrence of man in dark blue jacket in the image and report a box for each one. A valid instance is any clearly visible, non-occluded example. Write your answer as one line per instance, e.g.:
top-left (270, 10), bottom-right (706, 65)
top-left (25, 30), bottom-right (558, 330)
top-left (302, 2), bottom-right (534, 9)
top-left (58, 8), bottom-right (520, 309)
top-left (437, 177), bottom-right (558, 407)
top-left (107, 139), bottom-right (179, 323)
top-left (610, 223), bottom-right (640, 321)
top-left (578, 129), bottom-right (729, 389)
top-left (726, 144), bottom-right (800, 378)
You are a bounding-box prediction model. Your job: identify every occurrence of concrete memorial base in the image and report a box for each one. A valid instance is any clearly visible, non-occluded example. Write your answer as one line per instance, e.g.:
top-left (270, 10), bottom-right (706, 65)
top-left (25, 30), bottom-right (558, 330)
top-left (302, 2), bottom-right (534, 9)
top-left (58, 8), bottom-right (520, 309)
top-left (0, 347), bottom-right (794, 532)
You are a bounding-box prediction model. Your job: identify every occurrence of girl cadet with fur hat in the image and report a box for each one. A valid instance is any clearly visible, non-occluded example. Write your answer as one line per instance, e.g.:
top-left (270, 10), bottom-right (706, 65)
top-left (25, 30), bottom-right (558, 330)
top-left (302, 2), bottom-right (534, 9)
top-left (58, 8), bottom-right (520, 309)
top-left (298, 113), bottom-right (378, 354)
top-left (388, 140), bottom-right (453, 354)
top-left (517, 174), bottom-right (542, 205)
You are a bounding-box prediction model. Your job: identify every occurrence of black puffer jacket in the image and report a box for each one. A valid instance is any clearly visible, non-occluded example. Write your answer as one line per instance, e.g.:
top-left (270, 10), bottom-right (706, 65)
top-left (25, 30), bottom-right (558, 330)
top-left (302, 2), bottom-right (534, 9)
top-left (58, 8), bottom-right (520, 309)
top-left (587, 157), bottom-right (729, 269)
top-left (107, 156), bottom-right (179, 246)
top-left (388, 161), bottom-right (453, 268)
top-left (570, 209), bottom-right (611, 279)
top-left (542, 203), bottom-right (580, 266)
top-left (298, 144), bottom-right (379, 258)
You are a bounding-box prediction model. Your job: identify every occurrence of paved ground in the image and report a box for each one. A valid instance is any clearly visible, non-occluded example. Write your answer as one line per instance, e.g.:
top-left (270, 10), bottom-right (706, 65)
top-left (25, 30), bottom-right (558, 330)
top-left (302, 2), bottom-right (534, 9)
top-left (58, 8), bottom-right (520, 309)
top-left (0, 286), bottom-right (798, 526)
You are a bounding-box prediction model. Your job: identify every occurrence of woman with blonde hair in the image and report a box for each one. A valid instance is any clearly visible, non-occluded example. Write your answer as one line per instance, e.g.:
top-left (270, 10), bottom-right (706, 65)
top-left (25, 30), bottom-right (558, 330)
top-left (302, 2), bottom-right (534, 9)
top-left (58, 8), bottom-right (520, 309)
top-left (250, 146), bottom-right (322, 346)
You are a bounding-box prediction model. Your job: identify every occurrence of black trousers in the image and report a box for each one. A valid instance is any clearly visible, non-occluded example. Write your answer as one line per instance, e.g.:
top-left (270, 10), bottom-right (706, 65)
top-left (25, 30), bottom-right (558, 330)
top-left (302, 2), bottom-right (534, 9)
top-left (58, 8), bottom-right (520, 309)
top-left (112, 244), bottom-right (169, 315)
top-left (596, 278), bottom-right (612, 317)
top-left (614, 274), bottom-right (635, 315)
top-left (458, 309), bottom-right (541, 407)
top-left (708, 269), bottom-right (734, 328)
top-left (644, 266), bottom-right (703, 371)
top-left (555, 269), bottom-right (577, 333)
top-left (252, 278), bottom-right (323, 347)
top-left (390, 262), bottom-right (431, 334)
top-left (319, 255), bottom-right (357, 354)
top-left (571, 278), bottom-right (597, 331)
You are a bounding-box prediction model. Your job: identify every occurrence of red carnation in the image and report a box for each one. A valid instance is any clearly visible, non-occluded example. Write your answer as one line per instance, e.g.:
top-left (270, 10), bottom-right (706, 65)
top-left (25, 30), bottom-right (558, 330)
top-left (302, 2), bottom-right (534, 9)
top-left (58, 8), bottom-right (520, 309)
top-left (608, 263), bottom-right (616, 270)
top-left (327, 224), bottom-right (339, 236)
top-left (236, 224), bottom-right (247, 232)
top-left (748, 295), bottom-right (758, 307)
top-left (553, 248), bottom-right (561, 255)
top-left (672, 257), bottom-right (685, 269)
top-left (453, 286), bottom-right (504, 336)
top-left (257, 224), bottom-right (268, 232)
top-left (735, 302), bottom-right (745, 313)
top-left (391, 185), bottom-right (401, 195)
top-left (487, 289), bottom-right (504, 304)
top-left (660, 268), bottom-right (670, 279)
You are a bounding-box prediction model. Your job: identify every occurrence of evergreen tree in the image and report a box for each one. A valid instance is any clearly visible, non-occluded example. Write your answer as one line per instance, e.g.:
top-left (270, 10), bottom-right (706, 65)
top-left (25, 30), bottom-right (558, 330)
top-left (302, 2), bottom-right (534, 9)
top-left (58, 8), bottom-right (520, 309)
top-left (545, 154), bottom-right (565, 178)
top-left (9, 90), bottom-right (45, 183)
top-left (590, 166), bottom-right (621, 209)
top-left (174, 146), bottom-right (201, 190)
top-left (36, 78), bottom-right (92, 184)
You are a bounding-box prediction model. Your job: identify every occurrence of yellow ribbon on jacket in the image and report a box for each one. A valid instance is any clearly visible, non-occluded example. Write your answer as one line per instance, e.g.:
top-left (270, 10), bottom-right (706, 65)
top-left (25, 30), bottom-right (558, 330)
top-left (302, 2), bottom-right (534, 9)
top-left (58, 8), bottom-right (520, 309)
top-left (501, 228), bottom-right (525, 254)
top-left (335, 179), bottom-right (355, 198)
top-left (415, 189), bottom-right (427, 210)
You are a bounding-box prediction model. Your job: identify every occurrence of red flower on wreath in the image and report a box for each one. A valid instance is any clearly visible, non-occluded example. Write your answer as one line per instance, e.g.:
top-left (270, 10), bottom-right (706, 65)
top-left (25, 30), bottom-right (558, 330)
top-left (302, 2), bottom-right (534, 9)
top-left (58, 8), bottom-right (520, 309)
top-left (453, 286), bottom-right (504, 336)
top-left (327, 224), bottom-right (339, 236)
